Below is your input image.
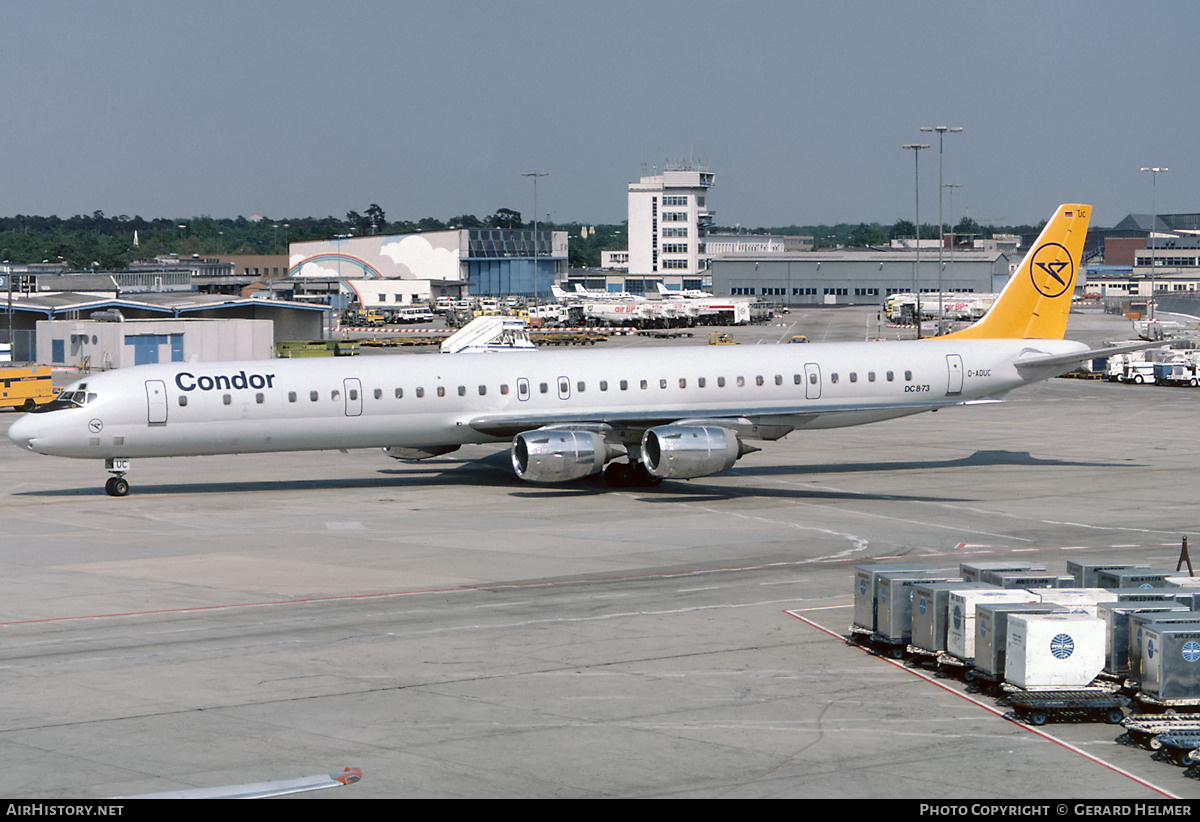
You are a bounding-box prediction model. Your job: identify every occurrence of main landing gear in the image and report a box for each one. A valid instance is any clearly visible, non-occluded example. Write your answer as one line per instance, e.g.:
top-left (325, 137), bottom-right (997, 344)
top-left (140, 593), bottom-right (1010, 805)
top-left (104, 457), bottom-right (131, 497)
top-left (603, 461), bottom-right (662, 488)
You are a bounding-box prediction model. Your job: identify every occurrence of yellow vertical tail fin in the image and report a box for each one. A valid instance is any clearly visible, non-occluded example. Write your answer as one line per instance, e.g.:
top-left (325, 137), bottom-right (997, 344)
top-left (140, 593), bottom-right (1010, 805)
top-left (941, 204), bottom-right (1091, 340)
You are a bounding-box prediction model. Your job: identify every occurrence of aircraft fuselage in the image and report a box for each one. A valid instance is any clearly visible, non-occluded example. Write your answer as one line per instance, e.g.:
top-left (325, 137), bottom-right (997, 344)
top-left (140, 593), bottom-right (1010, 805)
top-left (8, 337), bottom-right (1087, 462)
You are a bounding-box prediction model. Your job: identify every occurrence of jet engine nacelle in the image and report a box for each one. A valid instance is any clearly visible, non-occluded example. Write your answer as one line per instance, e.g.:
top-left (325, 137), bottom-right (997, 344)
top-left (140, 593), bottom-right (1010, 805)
top-left (511, 429), bottom-right (613, 483)
top-left (641, 425), bottom-right (744, 479)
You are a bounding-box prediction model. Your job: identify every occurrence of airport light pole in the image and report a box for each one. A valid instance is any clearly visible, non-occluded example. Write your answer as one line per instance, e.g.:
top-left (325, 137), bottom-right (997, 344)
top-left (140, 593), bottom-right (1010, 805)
top-left (4, 259), bottom-right (11, 357)
top-left (1140, 166), bottom-right (1167, 320)
top-left (903, 143), bottom-right (930, 338)
top-left (921, 126), bottom-right (963, 335)
top-left (523, 171), bottom-right (548, 302)
top-left (943, 183), bottom-right (962, 319)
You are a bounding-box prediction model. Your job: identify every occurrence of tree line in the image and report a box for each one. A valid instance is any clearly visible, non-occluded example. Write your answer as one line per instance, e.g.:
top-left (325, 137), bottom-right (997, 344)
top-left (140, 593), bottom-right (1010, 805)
top-left (719, 215), bottom-right (1043, 250)
top-left (0, 206), bottom-right (1038, 271)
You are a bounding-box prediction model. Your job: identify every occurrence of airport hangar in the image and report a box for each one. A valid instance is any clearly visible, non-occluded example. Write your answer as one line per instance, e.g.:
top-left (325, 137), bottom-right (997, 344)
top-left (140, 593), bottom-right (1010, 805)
top-left (288, 227), bottom-right (570, 303)
top-left (708, 245), bottom-right (1017, 307)
top-left (6, 290), bottom-right (328, 367)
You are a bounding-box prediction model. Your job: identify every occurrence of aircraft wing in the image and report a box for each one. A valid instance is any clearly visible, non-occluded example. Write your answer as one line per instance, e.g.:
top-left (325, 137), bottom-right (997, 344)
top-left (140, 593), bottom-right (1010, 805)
top-left (467, 396), bottom-right (974, 441)
top-left (1013, 339), bottom-right (1194, 372)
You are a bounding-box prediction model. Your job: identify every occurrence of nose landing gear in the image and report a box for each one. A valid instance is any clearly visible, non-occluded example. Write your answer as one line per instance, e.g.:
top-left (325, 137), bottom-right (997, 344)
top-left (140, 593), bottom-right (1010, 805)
top-left (104, 458), bottom-right (131, 497)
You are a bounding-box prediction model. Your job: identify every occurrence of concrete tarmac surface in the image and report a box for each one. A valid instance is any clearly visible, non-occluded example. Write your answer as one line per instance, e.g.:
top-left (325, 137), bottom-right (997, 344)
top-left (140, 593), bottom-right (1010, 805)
top-left (1, 307), bottom-right (1198, 798)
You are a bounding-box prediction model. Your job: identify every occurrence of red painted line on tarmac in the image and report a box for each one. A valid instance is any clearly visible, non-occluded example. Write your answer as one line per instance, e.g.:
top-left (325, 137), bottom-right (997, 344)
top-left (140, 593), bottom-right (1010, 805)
top-left (0, 589), bottom-right (466, 626)
top-left (2, 546), bottom-right (1180, 628)
top-left (816, 544), bottom-right (1178, 568)
top-left (0, 559), bottom-right (808, 627)
top-left (783, 607), bottom-right (1179, 799)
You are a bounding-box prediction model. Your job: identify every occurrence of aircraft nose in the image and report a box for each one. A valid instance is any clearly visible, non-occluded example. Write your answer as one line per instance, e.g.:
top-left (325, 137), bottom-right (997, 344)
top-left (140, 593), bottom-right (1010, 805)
top-left (7, 414), bottom-right (40, 451)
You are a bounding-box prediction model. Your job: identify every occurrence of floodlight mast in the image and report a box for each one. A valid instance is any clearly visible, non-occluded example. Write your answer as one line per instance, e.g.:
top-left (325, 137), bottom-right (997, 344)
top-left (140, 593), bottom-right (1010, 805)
top-left (920, 126), bottom-right (963, 334)
top-left (902, 143), bottom-right (931, 337)
top-left (523, 172), bottom-right (549, 301)
top-left (1139, 166), bottom-right (1168, 320)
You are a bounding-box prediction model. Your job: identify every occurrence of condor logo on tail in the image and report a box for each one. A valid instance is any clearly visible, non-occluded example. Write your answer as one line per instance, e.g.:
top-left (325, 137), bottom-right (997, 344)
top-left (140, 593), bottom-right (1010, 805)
top-left (1030, 243), bottom-right (1075, 298)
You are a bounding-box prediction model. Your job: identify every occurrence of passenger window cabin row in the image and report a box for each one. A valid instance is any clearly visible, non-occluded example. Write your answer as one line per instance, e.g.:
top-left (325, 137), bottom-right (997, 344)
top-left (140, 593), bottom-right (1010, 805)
top-left (174, 370), bottom-right (916, 407)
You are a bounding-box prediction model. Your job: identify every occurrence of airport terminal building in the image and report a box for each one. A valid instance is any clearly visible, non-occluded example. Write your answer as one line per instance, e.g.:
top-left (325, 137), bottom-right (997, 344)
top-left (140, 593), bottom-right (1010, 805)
top-left (709, 247), bottom-right (1016, 306)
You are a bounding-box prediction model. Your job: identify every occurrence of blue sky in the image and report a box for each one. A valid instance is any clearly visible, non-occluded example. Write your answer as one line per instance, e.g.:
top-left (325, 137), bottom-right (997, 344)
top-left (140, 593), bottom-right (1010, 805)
top-left (2, 0), bottom-right (1196, 229)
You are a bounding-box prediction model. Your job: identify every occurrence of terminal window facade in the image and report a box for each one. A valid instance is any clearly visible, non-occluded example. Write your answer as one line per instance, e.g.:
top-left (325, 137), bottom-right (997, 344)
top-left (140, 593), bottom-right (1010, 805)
top-left (466, 229), bottom-right (554, 259)
top-left (1136, 254), bottom-right (1200, 266)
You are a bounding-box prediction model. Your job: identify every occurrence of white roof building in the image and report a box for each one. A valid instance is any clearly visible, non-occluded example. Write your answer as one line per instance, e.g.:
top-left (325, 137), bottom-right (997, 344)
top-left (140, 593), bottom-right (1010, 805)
top-left (626, 162), bottom-right (715, 280)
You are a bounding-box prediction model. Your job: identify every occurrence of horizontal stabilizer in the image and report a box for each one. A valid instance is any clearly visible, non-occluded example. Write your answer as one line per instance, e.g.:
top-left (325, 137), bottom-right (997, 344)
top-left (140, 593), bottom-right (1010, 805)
top-left (1013, 339), bottom-right (1196, 371)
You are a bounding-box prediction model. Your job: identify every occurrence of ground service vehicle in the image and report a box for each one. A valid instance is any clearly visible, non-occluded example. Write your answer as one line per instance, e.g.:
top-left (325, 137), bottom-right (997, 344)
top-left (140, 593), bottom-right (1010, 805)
top-left (1, 365), bottom-right (56, 411)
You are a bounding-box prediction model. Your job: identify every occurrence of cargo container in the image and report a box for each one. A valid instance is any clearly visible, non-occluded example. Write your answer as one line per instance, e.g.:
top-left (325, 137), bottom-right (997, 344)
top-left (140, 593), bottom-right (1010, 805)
top-left (1160, 591), bottom-right (1200, 610)
top-left (1095, 569), bottom-right (1178, 589)
top-left (852, 564), bottom-right (933, 633)
top-left (1035, 588), bottom-right (1123, 617)
top-left (947, 589), bottom-right (1039, 662)
top-left (1098, 602), bottom-right (1189, 676)
top-left (1138, 626), bottom-right (1200, 701)
top-left (910, 581), bottom-right (993, 654)
top-left (1066, 562), bottom-right (1150, 588)
top-left (981, 571), bottom-right (1074, 589)
top-left (1165, 576), bottom-right (1200, 589)
top-left (1112, 588), bottom-right (1197, 605)
top-left (1128, 612), bottom-right (1200, 682)
top-left (974, 602), bottom-right (1068, 679)
top-left (1006, 613), bottom-right (1106, 689)
top-left (958, 561), bottom-right (1045, 583)
top-left (874, 572), bottom-right (958, 644)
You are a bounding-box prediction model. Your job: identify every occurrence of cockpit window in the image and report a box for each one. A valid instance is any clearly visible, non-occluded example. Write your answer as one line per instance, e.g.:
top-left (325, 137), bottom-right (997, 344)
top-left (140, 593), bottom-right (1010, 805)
top-left (31, 384), bottom-right (96, 414)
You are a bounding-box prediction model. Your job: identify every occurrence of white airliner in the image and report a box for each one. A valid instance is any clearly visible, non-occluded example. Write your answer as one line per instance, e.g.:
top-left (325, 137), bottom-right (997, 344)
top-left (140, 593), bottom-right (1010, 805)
top-left (6, 204), bottom-right (1151, 496)
top-left (571, 283), bottom-right (648, 302)
top-left (657, 282), bottom-right (714, 299)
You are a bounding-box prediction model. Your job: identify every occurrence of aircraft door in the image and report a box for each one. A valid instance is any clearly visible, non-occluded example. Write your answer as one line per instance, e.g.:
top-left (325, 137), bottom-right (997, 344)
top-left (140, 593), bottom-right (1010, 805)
top-left (557, 376), bottom-right (570, 400)
top-left (344, 378), bottom-right (363, 416)
top-left (517, 377), bottom-right (530, 401)
top-left (145, 379), bottom-right (168, 425)
top-left (804, 363), bottom-right (821, 400)
top-left (945, 354), bottom-right (964, 395)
